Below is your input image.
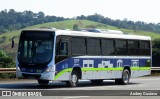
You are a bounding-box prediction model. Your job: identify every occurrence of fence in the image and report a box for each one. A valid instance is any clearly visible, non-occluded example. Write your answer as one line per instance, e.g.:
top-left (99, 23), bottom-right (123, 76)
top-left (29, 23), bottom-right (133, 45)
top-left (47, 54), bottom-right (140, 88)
top-left (151, 67), bottom-right (160, 71)
top-left (0, 68), bottom-right (16, 73)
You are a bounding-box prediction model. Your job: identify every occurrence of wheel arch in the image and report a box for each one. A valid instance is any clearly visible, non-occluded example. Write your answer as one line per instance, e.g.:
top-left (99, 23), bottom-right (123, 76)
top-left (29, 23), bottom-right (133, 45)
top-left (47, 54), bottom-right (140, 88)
top-left (72, 66), bottom-right (82, 79)
top-left (123, 66), bottom-right (131, 77)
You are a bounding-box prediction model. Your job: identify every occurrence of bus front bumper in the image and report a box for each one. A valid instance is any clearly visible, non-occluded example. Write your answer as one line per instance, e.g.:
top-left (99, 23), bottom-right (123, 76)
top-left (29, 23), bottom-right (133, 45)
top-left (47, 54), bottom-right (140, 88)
top-left (16, 70), bottom-right (55, 80)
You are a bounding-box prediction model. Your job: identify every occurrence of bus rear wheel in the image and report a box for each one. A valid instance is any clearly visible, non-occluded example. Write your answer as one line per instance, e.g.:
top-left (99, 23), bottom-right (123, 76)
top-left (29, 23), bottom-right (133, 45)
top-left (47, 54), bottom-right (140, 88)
top-left (115, 69), bottom-right (130, 85)
top-left (38, 80), bottom-right (49, 86)
top-left (66, 71), bottom-right (78, 87)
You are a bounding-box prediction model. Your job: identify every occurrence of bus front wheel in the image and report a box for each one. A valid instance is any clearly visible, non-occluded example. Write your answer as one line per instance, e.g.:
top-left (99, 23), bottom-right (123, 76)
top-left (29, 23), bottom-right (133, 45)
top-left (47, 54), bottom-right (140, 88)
top-left (38, 80), bottom-right (49, 86)
top-left (66, 71), bottom-right (78, 87)
top-left (115, 69), bottom-right (130, 85)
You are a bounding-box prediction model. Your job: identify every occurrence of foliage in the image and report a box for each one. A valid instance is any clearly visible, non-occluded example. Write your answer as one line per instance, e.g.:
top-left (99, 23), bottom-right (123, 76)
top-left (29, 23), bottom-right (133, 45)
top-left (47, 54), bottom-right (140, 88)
top-left (73, 24), bottom-right (80, 30)
top-left (0, 50), bottom-right (15, 68)
top-left (77, 13), bottom-right (160, 34)
top-left (0, 9), bottom-right (66, 33)
top-left (1, 9), bottom-right (160, 34)
top-left (0, 73), bottom-right (16, 79)
top-left (0, 50), bottom-right (15, 79)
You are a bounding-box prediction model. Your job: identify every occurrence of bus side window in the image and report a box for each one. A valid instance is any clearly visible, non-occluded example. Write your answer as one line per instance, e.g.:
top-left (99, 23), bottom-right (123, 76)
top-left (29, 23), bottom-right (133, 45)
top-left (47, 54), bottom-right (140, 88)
top-left (60, 42), bottom-right (68, 55)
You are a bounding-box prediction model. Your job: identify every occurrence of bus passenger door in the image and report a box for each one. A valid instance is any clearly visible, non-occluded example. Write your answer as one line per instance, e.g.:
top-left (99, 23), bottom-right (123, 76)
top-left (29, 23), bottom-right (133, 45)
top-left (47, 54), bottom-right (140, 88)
top-left (55, 36), bottom-right (69, 63)
top-left (55, 36), bottom-right (71, 80)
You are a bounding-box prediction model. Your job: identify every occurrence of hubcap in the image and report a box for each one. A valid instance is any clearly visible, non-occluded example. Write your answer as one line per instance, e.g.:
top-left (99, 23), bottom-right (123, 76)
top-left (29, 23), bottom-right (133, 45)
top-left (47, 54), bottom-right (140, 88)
top-left (123, 72), bottom-right (129, 83)
top-left (71, 74), bottom-right (77, 85)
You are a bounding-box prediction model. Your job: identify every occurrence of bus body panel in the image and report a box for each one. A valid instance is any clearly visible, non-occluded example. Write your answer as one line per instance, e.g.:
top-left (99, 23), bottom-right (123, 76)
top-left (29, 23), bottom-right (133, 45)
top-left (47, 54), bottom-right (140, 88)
top-left (54, 56), bottom-right (151, 81)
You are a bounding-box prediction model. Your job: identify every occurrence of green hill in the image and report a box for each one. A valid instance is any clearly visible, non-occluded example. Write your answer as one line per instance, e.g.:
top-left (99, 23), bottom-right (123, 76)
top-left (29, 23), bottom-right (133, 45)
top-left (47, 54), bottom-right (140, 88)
top-left (0, 20), bottom-right (160, 59)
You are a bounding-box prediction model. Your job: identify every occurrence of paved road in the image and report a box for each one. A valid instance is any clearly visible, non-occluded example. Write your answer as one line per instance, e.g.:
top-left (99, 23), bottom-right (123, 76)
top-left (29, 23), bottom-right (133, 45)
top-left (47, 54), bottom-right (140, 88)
top-left (0, 76), bottom-right (160, 90)
top-left (0, 76), bottom-right (160, 99)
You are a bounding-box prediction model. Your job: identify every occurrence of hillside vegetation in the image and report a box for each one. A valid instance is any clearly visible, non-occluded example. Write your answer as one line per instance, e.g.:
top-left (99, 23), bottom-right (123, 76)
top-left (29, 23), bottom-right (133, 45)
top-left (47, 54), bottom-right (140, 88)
top-left (0, 20), bottom-right (160, 60)
top-left (0, 9), bottom-right (65, 33)
top-left (1, 10), bottom-right (160, 34)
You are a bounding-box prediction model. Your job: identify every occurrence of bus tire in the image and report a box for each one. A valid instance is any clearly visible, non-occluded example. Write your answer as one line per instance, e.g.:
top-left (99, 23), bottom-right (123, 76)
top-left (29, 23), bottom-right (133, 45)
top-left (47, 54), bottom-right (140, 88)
top-left (91, 80), bottom-right (103, 85)
top-left (66, 71), bottom-right (78, 87)
top-left (38, 80), bottom-right (49, 86)
top-left (115, 69), bottom-right (130, 85)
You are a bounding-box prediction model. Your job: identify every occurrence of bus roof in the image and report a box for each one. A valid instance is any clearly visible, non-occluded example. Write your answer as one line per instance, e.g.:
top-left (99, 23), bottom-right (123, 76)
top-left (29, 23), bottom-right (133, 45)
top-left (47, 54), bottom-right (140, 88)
top-left (22, 28), bottom-right (151, 41)
top-left (56, 30), bottom-right (151, 41)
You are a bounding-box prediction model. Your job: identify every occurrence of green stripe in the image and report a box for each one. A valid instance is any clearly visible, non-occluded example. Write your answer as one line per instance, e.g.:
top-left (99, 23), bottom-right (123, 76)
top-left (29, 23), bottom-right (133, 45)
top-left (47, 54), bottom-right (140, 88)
top-left (139, 67), bottom-right (151, 70)
top-left (131, 67), bottom-right (151, 70)
top-left (54, 67), bottom-right (151, 80)
top-left (131, 67), bottom-right (139, 70)
top-left (54, 68), bottom-right (72, 80)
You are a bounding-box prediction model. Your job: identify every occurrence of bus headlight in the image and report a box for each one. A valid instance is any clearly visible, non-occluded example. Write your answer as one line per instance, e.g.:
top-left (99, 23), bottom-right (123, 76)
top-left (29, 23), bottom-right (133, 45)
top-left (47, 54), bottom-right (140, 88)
top-left (45, 66), bottom-right (53, 72)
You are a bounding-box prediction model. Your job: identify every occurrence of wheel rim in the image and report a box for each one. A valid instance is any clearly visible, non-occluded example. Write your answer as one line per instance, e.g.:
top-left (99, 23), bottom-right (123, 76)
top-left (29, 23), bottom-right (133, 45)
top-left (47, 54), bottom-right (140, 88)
top-left (71, 74), bottom-right (77, 85)
top-left (123, 72), bottom-right (129, 83)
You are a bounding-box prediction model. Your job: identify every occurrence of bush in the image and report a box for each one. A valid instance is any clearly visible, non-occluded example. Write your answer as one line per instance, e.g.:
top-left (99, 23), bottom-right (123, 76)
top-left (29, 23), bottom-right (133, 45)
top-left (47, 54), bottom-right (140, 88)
top-left (0, 50), bottom-right (15, 79)
top-left (0, 50), bottom-right (15, 67)
top-left (73, 24), bottom-right (80, 30)
top-left (0, 73), bottom-right (16, 79)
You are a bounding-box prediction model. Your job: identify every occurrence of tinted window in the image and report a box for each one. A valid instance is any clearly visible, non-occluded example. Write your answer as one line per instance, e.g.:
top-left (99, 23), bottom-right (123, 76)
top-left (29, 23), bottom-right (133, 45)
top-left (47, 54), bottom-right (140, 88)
top-left (101, 39), bottom-right (115, 55)
top-left (128, 40), bottom-right (139, 55)
top-left (140, 41), bottom-right (150, 56)
top-left (87, 38), bottom-right (101, 55)
top-left (115, 39), bottom-right (127, 55)
top-left (72, 38), bottom-right (86, 55)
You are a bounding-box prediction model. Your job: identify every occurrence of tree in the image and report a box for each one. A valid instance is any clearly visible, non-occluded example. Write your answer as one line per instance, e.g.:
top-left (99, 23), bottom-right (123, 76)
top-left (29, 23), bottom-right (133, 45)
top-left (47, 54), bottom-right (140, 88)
top-left (37, 11), bottom-right (45, 18)
top-left (73, 24), bottom-right (80, 30)
top-left (0, 9), bottom-right (66, 33)
top-left (76, 14), bottom-right (160, 34)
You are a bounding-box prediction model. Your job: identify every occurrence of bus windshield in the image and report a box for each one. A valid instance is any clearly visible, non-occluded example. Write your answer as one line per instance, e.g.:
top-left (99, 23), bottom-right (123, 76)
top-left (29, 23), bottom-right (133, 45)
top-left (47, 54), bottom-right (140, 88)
top-left (18, 31), bottom-right (54, 64)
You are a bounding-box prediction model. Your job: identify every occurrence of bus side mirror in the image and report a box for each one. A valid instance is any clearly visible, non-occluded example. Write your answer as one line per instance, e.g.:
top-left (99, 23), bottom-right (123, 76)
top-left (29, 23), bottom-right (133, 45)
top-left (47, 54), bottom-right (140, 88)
top-left (11, 37), bottom-right (15, 48)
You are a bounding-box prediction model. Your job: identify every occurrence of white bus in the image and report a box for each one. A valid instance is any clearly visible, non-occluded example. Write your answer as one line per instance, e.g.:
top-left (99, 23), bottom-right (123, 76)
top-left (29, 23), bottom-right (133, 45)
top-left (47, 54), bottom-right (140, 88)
top-left (15, 28), bottom-right (151, 87)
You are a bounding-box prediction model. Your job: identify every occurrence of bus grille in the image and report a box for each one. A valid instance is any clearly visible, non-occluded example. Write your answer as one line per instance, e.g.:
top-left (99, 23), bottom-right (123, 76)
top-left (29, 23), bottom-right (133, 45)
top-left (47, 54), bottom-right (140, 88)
top-left (22, 73), bottom-right (41, 79)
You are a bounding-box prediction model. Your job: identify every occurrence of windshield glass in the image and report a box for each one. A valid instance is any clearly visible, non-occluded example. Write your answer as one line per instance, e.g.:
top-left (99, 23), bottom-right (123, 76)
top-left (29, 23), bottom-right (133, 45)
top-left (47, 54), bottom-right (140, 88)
top-left (18, 31), bottom-right (54, 64)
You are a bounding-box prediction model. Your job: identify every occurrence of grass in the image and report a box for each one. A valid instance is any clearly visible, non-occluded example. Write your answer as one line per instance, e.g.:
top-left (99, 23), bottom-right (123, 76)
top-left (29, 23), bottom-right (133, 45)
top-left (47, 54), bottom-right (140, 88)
top-left (0, 19), bottom-right (160, 59)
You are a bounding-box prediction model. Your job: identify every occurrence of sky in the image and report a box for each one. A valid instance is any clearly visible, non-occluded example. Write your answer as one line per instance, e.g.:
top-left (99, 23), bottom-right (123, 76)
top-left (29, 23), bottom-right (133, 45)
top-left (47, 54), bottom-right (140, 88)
top-left (0, 0), bottom-right (160, 23)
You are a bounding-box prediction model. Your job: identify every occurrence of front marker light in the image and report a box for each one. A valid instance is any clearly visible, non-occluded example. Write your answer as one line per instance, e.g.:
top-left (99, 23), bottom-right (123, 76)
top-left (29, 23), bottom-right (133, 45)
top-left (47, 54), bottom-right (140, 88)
top-left (45, 66), bottom-right (53, 72)
top-left (17, 66), bottom-right (21, 71)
